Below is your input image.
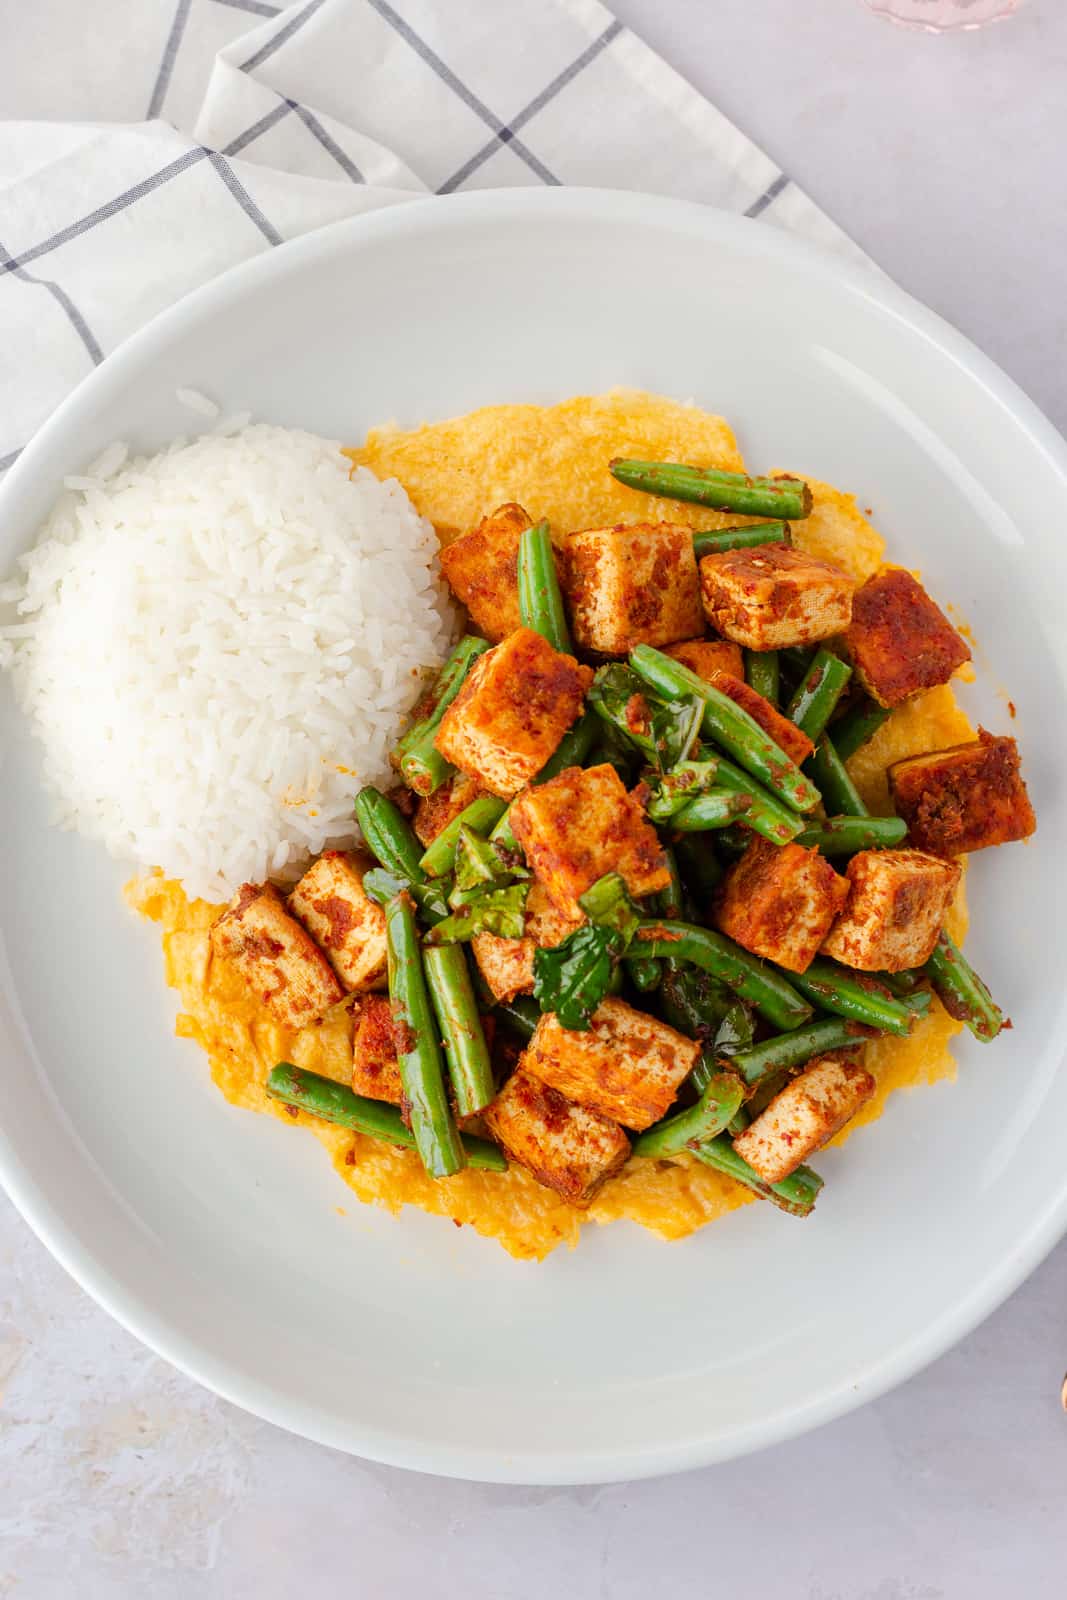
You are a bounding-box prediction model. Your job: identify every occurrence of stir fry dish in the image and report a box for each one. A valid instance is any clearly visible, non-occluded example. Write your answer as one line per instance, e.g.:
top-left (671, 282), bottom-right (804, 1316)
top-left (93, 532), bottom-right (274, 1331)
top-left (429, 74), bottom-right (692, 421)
top-left (129, 393), bottom-right (1034, 1258)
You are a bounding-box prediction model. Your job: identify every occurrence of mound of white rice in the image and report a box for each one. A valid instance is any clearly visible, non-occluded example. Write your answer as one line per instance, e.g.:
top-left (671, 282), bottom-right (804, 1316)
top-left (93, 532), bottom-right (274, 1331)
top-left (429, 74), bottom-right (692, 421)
top-left (0, 424), bottom-right (457, 901)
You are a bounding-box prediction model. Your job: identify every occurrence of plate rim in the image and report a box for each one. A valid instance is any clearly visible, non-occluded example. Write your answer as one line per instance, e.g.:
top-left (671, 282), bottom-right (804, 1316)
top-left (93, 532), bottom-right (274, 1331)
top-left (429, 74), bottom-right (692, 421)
top-left (2, 185), bottom-right (1067, 1485)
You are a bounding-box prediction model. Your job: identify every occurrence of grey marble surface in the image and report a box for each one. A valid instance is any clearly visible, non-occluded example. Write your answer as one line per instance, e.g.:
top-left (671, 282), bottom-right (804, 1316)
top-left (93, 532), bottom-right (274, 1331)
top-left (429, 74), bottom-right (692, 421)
top-left (3, 2), bottom-right (1067, 1595)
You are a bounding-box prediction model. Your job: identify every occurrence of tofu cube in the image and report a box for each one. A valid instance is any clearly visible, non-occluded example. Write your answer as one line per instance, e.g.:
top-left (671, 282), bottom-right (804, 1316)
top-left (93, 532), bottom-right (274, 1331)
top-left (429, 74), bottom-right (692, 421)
top-left (845, 567), bottom-right (970, 707)
top-left (351, 994), bottom-right (403, 1104)
top-left (522, 997), bottom-right (699, 1131)
top-left (714, 838), bottom-right (849, 973)
top-left (821, 848), bottom-right (962, 972)
top-left (889, 729), bottom-right (1036, 855)
top-left (510, 762), bottom-right (670, 915)
top-left (434, 627), bottom-right (592, 800)
top-left (287, 850), bottom-right (388, 993)
top-left (210, 882), bottom-right (345, 1027)
top-left (438, 502), bottom-right (532, 643)
top-left (733, 1056), bottom-right (876, 1184)
top-left (483, 1069), bottom-right (631, 1208)
top-left (700, 545), bottom-right (853, 650)
top-left (705, 669), bottom-right (814, 767)
top-left (413, 770), bottom-right (486, 848)
top-left (471, 881), bottom-right (584, 1003)
top-left (664, 637), bottom-right (745, 681)
top-left (559, 522), bottom-right (703, 655)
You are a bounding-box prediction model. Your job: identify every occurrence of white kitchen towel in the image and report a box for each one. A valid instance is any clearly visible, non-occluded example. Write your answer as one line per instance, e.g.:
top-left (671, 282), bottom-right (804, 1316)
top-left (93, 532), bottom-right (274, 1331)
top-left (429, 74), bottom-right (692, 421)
top-left (0, 0), bottom-right (870, 474)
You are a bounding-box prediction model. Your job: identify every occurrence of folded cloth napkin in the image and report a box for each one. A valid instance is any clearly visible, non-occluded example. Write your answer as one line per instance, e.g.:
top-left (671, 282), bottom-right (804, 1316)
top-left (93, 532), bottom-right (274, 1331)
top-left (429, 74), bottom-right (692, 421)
top-left (0, 0), bottom-right (869, 475)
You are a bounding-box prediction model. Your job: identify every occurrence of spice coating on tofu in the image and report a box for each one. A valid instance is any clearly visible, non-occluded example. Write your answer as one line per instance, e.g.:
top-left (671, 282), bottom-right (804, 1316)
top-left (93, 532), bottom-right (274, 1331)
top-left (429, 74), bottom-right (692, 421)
top-left (889, 730), bottom-right (1036, 855)
top-left (522, 997), bottom-right (700, 1131)
top-left (434, 627), bottom-right (592, 800)
top-left (699, 544), bottom-right (854, 650)
top-left (210, 882), bottom-right (344, 1027)
top-left (715, 838), bottom-right (849, 974)
top-left (351, 993), bottom-right (404, 1104)
top-left (664, 637), bottom-right (745, 681)
top-left (510, 762), bottom-right (670, 915)
top-left (438, 502), bottom-right (533, 642)
top-left (845, 568), bottom-right (970, 708)
top-left (559, 522), bottom-right (704, 655)
top-left (413, 770), bottom-right (487, 847)
top-left (471, 881), bottom-right (584, 1003)
top-left (287, 849), bottom-right (388, 993)
top-left (733, 1057), bottom-right (876, 1184)
top-left (821, 848), bottom-right (962, 972)
top-left (483, 1068), bottom-right (631, 1208)
top-left (705, 669), bottom-right (815, 767)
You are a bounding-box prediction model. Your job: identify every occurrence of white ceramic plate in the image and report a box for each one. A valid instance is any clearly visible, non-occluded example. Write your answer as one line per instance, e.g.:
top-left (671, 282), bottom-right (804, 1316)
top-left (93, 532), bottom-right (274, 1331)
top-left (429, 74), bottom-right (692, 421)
top-left (2, 190), bottom-right (1066, 1486)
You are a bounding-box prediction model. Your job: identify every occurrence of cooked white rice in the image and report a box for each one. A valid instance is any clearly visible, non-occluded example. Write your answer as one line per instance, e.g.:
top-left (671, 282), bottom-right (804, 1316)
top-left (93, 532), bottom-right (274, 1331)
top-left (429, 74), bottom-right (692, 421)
top-left (0, 425), bottom-right (457, 901)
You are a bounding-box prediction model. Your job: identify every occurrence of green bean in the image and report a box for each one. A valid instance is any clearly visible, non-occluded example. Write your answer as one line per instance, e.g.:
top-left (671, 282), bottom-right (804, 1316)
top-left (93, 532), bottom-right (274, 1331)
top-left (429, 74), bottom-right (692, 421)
top-left (881, 968), bottom-right (923, 996)
top-left (832, 697), bottom-right (892, 762)
top-left (626, 956), bottom-right (663, 993)
top-left (385, 894), bottom-right (465, 1177)
top-left (355, 786), bottom-right (428, 883)
top-left (420, 795), bottom-right (508, 878)
top-left (672, 834), bottom-right (724, 907)
top-left (693, 522), bottom-right (791, 558)
top-left (494, 995), bottom-right (541, 1042)
top-left (707, 754), bottom-right (804, 846)
top-left (924, 931), bottom-right (1005, 1041)
top-left (635, 919), bottom-right (813, 1032)
top-left (518, 519), bottom-right (571, 654)
top-left (610, 460), bottom-right (813, 521)
top-left (630, 646), bottom-right (820, 815)
top-left (787, 957), bottom-right (913, 1036)
top-left (727, 1017), bottom-right (872, 1086)
top-left (786, 649), bottom-right (853, 743)
top-left (423, 945), bottom-right (496, 1116)
top-left (632, 1072), bottom-right (746, 1158)
top-left (670, 788), bottom-right (754, 831)
top-left (744, 648), bottom-right (780, 706)
top-left (397, 636), bottom-right (491, 795)
top-left (714, 825), bottom-right (751, 859)
top-left (794, 815), bottom-right (907, 855)
top-left (265, 1065), bottom-right (506, 1171)
top-left (692, 1136), bottom-right (823, 1216)
top-left (804, 736), bottom-right (869, 817)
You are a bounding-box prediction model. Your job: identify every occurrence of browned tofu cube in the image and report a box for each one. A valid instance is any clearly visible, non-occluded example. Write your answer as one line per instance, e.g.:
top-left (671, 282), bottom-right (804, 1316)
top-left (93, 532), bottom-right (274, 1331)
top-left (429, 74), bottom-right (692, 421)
top-left (700, 545), bottom-right (853, 649)
top-left (522, 997), bottom-right (699, 1131)
top-left (210, 882), bottom-right (345, 1027)
top-left (484, 1069), bottom-right (630, 1208)
top-left (664, 637), bottom-right (745, 680)
top-left (434, 627), bottom-right (592, 800)
top-left (413, 770), bottom-right (486, 848)
top-left (559, 522), bottom-right (703, 655)
top-left (510, 762), bottom-right (670, 915)
top-left (351, 993), bottom-right (403, 1104)
top-left (438, 502), bottom-right (532, 643)
top-left (733, 1056), bottom-right (876, 1184)
top-left (287, 850), bottom-right (388, 993)
top-left (889, 729), bottom-right (1036, 855)
top-left (821, 848), bottom-right (962, 972)
top-left (471, 881), bottom-right (584, 1003)
top-left (845, 568), bottom-right (970, 707)
top-left (705, 669), bottom-right (814, 767)
top-left (714, 838), bottom-right (849, 973)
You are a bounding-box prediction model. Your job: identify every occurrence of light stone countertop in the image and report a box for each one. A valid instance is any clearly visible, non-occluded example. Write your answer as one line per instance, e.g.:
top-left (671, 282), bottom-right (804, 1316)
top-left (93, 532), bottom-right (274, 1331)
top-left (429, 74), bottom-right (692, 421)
top-left (3, 2), bottom-right (1067, 1595)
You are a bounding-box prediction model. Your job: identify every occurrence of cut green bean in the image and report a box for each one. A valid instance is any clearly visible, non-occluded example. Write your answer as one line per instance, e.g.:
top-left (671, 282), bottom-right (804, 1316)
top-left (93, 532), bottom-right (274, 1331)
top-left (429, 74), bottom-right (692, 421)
top-left (635, 919), bottom-right (813, 1032)
top-left (626, 955), bottom-right (663, 993)
top-left (630, 645), bottom-right (821, 815)
top-left (727, 1017), bottom-right (873, 1086)
top-left (423, 944), bottom-right (496, 1116)
top-left (692, 1136), bottom-right (823, 1216)
top-left (787, 957), bottom-right (913, 1036)
top-left (804, 736), bottom-right (869, 817)
top-left (881, 968), bottom-right (923, 996)
top-left (832, 697), bottom-right (892, 762)
top-left (420, 795), bottom-right (509, 878)
top-left (397, 636), bottom-right (491, 795)
top-left (670, 788), bottom-right (754, 831)
top-left (611, 459), bottom-right (813, 521)
top-left (744, 648), bottom-right (780, 706)
top-left (385, 894), bottom-right (465, 1177)
top-left (672, 834), bottom-right (724, 907)
top-left (786, 649), bottom-right (853, 743)
top-left (632, 1072), bottom-right (746, 1159)
top-left (693, 522), bottom-right (791, 558)
top-left (795, 814), bottom-right (908, 855)
top-left (355, 786), bottom-right (428, 883)
top-left (518, 519), bottom-right (571, 654)
top-left (267, 1064), bottom-right (506, 1171)
top-left (924, 931), bottom-right (1005, 1041)
top-left (707, 754), bottom-right (805, 846)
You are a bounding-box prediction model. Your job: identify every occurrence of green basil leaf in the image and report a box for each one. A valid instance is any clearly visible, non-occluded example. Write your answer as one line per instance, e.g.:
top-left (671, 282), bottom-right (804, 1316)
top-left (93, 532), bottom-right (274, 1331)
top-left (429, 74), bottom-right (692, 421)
top-left (532, 924), bottom-right (617, 1032)
top-left (426, 882), bottom-right (529, 945)
top-left (587, 663), bottom-right (703, 773)
top-left (644, 759), bottom-right (720, 821)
